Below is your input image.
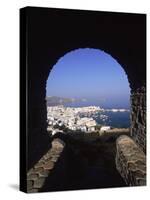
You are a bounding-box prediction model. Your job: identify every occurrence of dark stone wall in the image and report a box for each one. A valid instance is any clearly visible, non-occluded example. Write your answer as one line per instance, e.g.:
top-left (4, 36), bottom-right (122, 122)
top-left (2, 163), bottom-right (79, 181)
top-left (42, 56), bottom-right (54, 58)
top-left (130, 86), bottom-right (146, 153)
top-left (21, 7), bottom-right (146, 170)
top-left (27, 77), bottom-right (52, 170)
top-left (116, 87), bottom-right (146, 185)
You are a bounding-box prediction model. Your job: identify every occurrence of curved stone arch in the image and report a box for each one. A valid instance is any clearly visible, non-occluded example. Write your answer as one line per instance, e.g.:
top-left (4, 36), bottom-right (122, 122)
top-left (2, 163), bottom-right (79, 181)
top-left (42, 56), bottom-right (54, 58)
top-left (25, 7), bottom-right (146, 170)
top-left (28, 45), bottom-right (145, 170)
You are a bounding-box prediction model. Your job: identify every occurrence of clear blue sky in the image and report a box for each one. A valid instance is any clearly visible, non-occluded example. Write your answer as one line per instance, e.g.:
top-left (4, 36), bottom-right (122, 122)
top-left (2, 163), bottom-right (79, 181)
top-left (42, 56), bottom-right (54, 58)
top-left (46, 48), bottom-right (130, 108)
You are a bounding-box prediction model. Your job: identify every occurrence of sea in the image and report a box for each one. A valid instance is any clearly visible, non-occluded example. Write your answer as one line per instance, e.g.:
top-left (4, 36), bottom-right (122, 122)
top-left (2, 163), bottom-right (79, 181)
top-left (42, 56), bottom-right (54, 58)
top-left (64, 101), bottom-right (130, 128)
top-left (93, 111), bottom-right (130, 128)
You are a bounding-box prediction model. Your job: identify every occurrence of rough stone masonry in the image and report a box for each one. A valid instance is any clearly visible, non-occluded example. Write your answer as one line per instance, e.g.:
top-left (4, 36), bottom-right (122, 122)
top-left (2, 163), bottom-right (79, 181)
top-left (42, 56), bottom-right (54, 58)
top-left (116, 86), bottom-right (146, 186)
top-left (27, 138), bottom-right (65, 193)
top-left (116, 135), bottom-right (146, 186)
top-left (130, 86), bottom-right (146, 153)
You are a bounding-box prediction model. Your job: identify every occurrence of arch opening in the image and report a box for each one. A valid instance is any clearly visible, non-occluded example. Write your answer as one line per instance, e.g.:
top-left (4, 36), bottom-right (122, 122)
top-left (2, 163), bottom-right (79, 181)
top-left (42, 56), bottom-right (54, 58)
top-left (46, 48), bottom-right (131, 136)
top-left (42, 48), bottom-right (132, 189)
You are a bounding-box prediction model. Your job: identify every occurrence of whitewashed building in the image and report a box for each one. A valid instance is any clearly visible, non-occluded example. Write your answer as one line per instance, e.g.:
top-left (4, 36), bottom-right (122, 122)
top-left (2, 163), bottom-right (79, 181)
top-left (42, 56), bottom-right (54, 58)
top-left (100, 126), bottom-right (111, 132)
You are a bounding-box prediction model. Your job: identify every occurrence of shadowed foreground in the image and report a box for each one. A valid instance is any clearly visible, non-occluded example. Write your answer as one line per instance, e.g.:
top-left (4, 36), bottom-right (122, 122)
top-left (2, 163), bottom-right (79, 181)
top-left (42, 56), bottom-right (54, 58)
top-left (39, 132), bottom-right (127, 192)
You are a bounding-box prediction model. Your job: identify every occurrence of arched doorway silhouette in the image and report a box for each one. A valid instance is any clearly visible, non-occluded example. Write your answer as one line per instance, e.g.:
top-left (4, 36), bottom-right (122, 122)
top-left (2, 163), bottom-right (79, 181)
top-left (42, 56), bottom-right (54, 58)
top-left (24, 7), bottom-right (146, 171)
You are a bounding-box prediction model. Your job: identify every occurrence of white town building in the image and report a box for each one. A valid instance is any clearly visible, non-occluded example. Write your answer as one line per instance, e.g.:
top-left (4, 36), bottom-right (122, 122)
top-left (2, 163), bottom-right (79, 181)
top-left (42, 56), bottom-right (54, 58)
top-left (100, 126), bottom-right (111, 132)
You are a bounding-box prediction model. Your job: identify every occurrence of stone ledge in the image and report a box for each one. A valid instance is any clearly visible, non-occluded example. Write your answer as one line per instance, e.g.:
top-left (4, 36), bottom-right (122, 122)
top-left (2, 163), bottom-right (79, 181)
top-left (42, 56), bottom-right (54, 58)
top-left (26, 138), bottom-right (65, 192)
top-left (116, 135), bottom-right (146, 186)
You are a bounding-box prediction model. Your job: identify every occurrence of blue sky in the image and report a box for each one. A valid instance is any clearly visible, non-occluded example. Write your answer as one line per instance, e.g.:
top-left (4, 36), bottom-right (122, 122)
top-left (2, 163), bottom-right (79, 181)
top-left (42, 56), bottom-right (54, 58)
top-left (46, 48), bottom-right (130, 108)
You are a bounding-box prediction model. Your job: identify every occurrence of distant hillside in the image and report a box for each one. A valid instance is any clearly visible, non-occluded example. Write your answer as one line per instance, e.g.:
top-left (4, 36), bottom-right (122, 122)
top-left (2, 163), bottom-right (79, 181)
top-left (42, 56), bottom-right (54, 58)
top-left (46, 96), bottom-right (77, 106)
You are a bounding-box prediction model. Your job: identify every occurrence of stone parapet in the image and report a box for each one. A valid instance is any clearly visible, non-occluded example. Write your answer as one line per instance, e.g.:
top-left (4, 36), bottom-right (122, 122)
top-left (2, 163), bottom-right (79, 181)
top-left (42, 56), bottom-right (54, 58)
top-left (116, 135), bottom-right (146, 186)
top-left (27, 138), bottom-right (65, 193)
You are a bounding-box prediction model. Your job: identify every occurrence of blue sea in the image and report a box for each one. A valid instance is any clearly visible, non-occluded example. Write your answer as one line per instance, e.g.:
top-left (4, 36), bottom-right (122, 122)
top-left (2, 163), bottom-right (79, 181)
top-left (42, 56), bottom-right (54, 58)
top-left (93, 111), bottom-right (130, 128)
top-left (64, 101), bottom-right (130, 128)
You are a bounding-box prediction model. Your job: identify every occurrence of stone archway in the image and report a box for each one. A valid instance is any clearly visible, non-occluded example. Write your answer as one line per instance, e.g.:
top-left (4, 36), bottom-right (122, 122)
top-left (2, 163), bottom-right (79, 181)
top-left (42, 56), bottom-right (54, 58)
top-left (23, 7), bottom-right (146, 170)
top-left (45, 47), bottom-right (146, 152)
